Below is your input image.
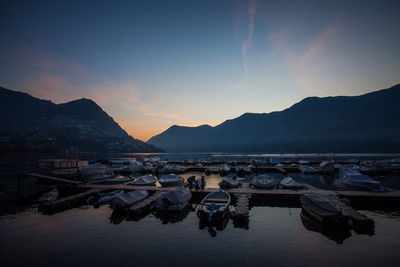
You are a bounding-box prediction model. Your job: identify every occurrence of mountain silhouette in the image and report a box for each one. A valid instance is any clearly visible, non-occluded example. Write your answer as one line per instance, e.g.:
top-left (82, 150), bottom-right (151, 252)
top-left (148, 84), bottom-right (400, 153)
top-left (0, 87), bottom-right (163, 153)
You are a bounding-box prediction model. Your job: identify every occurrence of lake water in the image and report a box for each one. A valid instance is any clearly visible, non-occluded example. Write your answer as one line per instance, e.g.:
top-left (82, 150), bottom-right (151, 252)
top-left (1, 152), bottom-right (400, 266)
top-left (1, 204), bottom-right (400, 267)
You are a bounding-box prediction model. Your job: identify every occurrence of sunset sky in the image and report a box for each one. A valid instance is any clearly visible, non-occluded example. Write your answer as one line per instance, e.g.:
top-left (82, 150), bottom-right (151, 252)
top-left (1, 0), bottom-right (399, 141)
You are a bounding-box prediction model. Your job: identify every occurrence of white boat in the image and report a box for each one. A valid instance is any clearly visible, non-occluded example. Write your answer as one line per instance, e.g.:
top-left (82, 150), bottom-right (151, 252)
top-left (279, 177), bottom-right (303, 189)
top-left (158, 174), bottom-right (184, 187)
top-left (197, 189), bottom-right (231, 221)
top-left (80, 163), bottom-right (114, 181)
top-left (153, 187), bottom-right (192, 211)
top-left (300, 192), bottom-right (343, 224)
top-left (338, 168), bottom-right (382, 191)
top-left (38, 187), bottom-right (59, 203)
top-left (320, 161), bottom-right (335, 174)
top-left (111, 190), bottom-right (148, 208)
top-left (300, 165), bottom-right (317, 174)
top-left (130, 175), bottom-right (157, 186)
top-left (120, 160), bottom-right (143, 174)
top-left (218, 178), bottom-right (240, 189)
top-left (250, 175), bottom-right (278, 189)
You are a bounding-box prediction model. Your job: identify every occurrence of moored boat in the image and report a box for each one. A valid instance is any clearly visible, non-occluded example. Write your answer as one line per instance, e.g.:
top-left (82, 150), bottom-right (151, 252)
top-left (153, 187), bottom-right (192, 211)
top-left (130, 175), bottom-right (157, 186)
top-left (80, 162), bottom-right (115, 182)
top-left (279, 177), bottom-right (304, 189)
top-left (338, 168), bottom-right (383, 191)
top-left (38, 187), bottom-right (59, 203)
top-left (300, 192), bottom-right (343, 225)
top-left (111, 190), bottom-right (149, 208)
top-left (120, 160), bottom-right (143, 174)
top-left (250, 175), bottom-right (278, 189)
top-left (219, 164), bottom-right (231, 176)
top-left (218, 178), bottom-right (240, 189)
top-left (158, 174), bottom-right (184, 187)
top-left (300, 165), bottom-right (317, 174)
top-left (197, 189), bottom-right (231, 222)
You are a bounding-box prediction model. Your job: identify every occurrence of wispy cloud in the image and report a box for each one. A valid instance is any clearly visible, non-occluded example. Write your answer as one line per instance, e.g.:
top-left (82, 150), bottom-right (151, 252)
top-left (241, 0), bottom-right (257, 75)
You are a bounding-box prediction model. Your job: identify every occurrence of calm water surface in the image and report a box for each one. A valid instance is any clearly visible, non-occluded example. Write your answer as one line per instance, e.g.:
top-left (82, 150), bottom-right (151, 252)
top-left (1, 205), bottom-right (400, 267)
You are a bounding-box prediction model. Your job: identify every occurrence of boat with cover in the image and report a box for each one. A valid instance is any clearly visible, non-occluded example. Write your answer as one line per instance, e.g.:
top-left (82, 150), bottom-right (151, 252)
top-left (219, 164), bottom-right (231, 176)
top-left (120, 160), bottom-right (143, 174)
top-left (80, 163), bottom-right (115, 182)
top-left (300, 192), bottom-right (343, 224)
top-left (153, 187), bottom-right (192, 211)
top-left (104, 177), bottom-right (135, 185)
top-left (320, 161), bottom-right (335, 174)
top-left (197, 189), bottom-right (231, 222)
top-left (158, 174), bottom-right (185, 187)
top-left (300, 165), bottom-right (317, 174)
top-left (38, 187), bottom-right (59, 203)
top-left (111, 190), bottom-right (148, 208)
top-left (96, 190), bottom-right (125, 205)
top-left (279, 177), bottom-right (304, 189)
top-left (250, 175), bottom-right (278, 189)
top-left (130, 175), bottom-right (157, 186)
top-left (338, 168), bottom-right (382, 191)
top-left (219, 178), bottom-right (240, 189)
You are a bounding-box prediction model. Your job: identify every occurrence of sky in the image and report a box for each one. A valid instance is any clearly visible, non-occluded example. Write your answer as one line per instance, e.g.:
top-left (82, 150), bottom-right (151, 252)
top-left (1, 0), bottom-right (399, 141)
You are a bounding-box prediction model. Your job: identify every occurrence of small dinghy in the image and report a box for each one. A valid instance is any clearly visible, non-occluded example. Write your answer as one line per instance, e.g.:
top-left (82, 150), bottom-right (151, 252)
top-left (38, 187), bottom-right (59, 203)
top-left (197, 189), bottom-right (231, 221)
top-left (130, 175), bottom-right (157, 186)
top-left (153, 187), bottom-right (192, 211)
top-left (111, 190), bottom-right (148, 208)
top-left (158, 174), bottom-right (184, 187)
top-left (218, 178), bottom-right (240, 189)
top-left (300, 165), bottom-right (318, 174)
top-left (96, 190), bottom-right (125, 205)
top-left (300, 192), bottom-right (343, 224)
top-left (250, 175), bottom-right (278, 189)
top-left (279, 177), bottom-right (304, 189)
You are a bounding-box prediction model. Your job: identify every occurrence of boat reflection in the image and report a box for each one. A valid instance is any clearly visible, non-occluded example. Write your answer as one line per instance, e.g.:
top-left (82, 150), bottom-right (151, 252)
top-left (152, 204), bottom-right (192, 224)
top-left (300, 209), bottom-right (351, 244)
top-left (109, 207), bottom-right (151, 224)
top-left (198, 212), bottom-right (230, 237)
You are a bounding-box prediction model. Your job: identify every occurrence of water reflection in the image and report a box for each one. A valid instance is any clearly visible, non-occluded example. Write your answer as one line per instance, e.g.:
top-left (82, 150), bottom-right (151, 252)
top-left (198, 212), bottom-right (230, 237)
top-left (153, 204), bottom-right (192, 224)
top-left (300, 209), bottom-right (352, 244)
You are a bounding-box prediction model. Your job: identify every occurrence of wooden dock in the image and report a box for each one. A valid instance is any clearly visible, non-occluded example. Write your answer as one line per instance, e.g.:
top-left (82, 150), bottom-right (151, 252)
top-left (39, 188), bottom-right (99, 214)
top-left (26, 173), bottom-right (82, 185)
